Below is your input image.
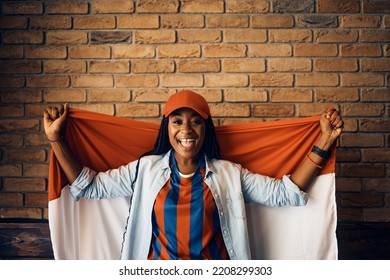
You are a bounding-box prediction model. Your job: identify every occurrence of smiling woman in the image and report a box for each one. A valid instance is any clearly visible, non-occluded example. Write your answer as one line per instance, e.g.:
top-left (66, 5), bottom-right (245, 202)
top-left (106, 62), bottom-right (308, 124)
top-left (43, 89), bottom-right (343, 260)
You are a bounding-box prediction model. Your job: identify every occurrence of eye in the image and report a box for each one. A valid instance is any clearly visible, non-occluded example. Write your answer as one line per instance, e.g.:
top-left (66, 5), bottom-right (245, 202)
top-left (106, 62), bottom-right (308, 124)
top-left (171, 118), bottom-right (182, 125)
top-left (191, 118), bottom-right (203, 126)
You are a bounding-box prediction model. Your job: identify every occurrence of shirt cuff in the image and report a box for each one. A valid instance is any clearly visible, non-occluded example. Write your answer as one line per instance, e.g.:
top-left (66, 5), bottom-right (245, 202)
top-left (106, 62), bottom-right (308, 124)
top-left (282, 175), bottom-right (308, 206)
top-left (69, 166), bottom-right (97, 200)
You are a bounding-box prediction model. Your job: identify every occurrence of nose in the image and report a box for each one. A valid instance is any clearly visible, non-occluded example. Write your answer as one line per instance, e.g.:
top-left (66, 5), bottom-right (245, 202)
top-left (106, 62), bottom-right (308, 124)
top-left (180, 121), bottom-right (192, 134)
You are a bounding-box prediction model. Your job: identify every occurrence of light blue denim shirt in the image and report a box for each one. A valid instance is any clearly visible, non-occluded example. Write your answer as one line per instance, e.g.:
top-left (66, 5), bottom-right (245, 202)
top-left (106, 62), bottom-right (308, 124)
top-left (70, 150), bottom-right (308, 260)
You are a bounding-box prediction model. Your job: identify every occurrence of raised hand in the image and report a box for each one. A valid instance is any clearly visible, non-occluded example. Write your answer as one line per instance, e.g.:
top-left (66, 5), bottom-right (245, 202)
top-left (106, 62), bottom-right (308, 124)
top-left (43, 103), bottom-right (69, 142)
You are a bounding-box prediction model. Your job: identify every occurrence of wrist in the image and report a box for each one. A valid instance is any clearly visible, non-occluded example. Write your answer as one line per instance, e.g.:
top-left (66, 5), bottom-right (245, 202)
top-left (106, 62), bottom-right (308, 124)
top-left (315, 133), bottom-right (336, 151)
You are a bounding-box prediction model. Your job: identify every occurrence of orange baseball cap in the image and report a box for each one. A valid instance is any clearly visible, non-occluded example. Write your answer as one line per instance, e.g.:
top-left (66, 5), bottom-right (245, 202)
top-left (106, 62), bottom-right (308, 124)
top-left (163, 90), bottom-right (210, 119)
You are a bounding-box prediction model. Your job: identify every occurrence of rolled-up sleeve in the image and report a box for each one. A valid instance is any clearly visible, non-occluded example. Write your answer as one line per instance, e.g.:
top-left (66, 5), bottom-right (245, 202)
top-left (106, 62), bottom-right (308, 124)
top-left (69, 163), bottom-right (135, 201)
top-left (241, 167), bottom-right (308, 207)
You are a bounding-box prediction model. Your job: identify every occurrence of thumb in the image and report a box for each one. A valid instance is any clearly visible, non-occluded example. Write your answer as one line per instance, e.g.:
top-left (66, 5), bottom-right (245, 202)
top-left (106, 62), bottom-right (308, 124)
top-left (60, 103), bottom-right (70, 119)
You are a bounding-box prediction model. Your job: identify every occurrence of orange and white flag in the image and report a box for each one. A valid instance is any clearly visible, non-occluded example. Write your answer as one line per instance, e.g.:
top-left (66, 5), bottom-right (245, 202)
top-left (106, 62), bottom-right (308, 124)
top-left (48, 108), bottom-right (337, 260)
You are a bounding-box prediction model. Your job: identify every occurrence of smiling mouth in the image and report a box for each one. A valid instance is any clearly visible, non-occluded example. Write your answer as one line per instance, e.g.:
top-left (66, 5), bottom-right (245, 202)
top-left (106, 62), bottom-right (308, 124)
top-left (178, 138), bottom-right (195, 149)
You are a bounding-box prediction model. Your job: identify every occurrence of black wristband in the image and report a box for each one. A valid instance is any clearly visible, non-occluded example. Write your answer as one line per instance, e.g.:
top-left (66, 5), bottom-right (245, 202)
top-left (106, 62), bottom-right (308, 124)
top-left (311, 146), bottom-right (331, 159)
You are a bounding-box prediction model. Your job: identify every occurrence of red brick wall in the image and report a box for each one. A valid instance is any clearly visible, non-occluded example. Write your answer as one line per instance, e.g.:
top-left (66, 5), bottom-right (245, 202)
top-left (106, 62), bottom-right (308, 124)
top-left (0, 0), bottom-right (389, 223)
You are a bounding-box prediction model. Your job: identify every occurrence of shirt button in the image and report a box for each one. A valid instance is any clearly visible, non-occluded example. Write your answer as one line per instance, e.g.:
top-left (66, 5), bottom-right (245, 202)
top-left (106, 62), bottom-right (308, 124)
top-left (223, 230), bottom-right (227, 234)
top-left (220, 212), bottom-right (224, 216)
top-left (214, 194), bottom-right (218, 198)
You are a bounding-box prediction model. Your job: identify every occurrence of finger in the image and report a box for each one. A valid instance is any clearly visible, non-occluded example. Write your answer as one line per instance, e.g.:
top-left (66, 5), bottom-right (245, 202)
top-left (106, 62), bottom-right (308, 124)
top-left (59, 104), bottom-right (64, 116)
top-left (51, 106), bottom-right (59, 119)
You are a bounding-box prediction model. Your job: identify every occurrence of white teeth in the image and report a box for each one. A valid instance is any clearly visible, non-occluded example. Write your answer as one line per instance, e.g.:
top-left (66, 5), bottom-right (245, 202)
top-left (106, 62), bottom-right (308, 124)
top-left (179, 139), bottom-right (194, 142)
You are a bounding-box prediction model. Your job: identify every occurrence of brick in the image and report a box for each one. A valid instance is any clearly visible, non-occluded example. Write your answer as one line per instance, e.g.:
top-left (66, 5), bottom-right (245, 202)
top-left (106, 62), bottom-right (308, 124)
top-left (361, 30), bottom-right (390, 42)
top-left (336, 148), bottom-right (361, 162)
top-left (132, 60), bottom-right (174, 74)
top-left (251, 14), bottom-right (293, 28)
top-left (296, 15), bottom-right (338, 28)
top-left (206, 15), bottom-right (249, 28)
top-left (295, 44), bottom-right (338, 57)
top-left (315, 30), bottom-right (358, 43)
top-left (134, 30), bottom-right (176, 44)
top-left (385, 15), bottom-right (390, 28)
top-left (341, 73), bottom-right (384, 87)
top-left (92, 0), bottom-right (134, 13)
top-left (0, 16), bottom-right (28, 29)
top-left (341, 163), bottom-right (385, 177)
top-left (336, 208), bottom-right (362, 222)
top-left (69, 46), bottom-right (110, 59)
top-left (160, 74), bottom-right (203, 87)
top-left (340, 15), bottom-right (381, 28)
top-left (91, 31), bottom-right (132, 44)
top-left (268, 58), bottom-right (311, 72)
top-left (0, 76), bottom-right (25, 88)
top-left (296, 103), bottom-right (339, 117)
top-left (363, 208), bottom-right (390, 222)
top-left (318, 0), bottom-right (360, 13)
top-left (361, 58), bottom-right (390, 72)
top-left (273, 0), bottom-right (315, 13)
top-left (0, 208), bottom-right (42, 219)
top-left (314, 58), bottom-right (358, 72)
top-left (158, 44), bottom-right (200, 58)
top-left (338, 193), bottom-right (383, 208)
top-left (252, 104), bottom-right (294, 117)
top-left (223, 59), bottom-right (265, 73)
top-left (270, 89), bottom-right (312, 102)
top-left (46, 1), bottom-right (89, 14)
top-left (112, 45), bottom-right (155, 59)
top-left (30, 16), bottom-right (71, 29)
top-left (24, 133), bottom-right (50, 147)
top-left (73, 16), bottom-right (115, 29)
top-left (0, 164), bottom-right (22, 176)
top-left (361, 89), bottom-right (390, 102)
top-left (341, 133), bottom-right (383, 147)
top-left (117, 15), bottom-right (159, 29)
top-left (4, 148), bottom-right (46, 162)
top-left (1, 90), bottom-right (42, 103)
top-left (43, 89), bottom-right (87, 102)
top-left (252, 73), bottom-right (293, 87)
top-left (0, 134), bottom-right (23, 147)
top-left (362, 148), bottom-right (390, 162)
top-left (204, 44), bottom-right (246, 58)
top-left (2, 2), bottom-right (43, 15)
top-left (72, 75), bottom-right (113, 87)
top-left (343, 104), bottom-right (385, 117)
top-left (3, 178), bottom-right (46, 192)
top-left (224, 89), bottom-right (267, 102)
top-left (71, 104), bottom-right (114, 115)
top-left (0, 46), bottom-right (23, 59)
top-left (363, 0), bottom-right (390, 13)
top-left (89, 61), bottom-right (130, 74)
top-left (226, 0), bottom-right (269, 13)
top-left (27, 76), bottom-right (69, 88)
top-left (179, 30), bottom-right (221, 43)
top-left (181, 0), bottom-right (224, 13)
top-left (25, 193), bottom-right (48, 207)
top-left (46, 31), bottom-right (88, 44)
top-left (177, 59), bottom-right (220, 73)
top-left (336, 178), bottom-right (362, 192)
top-left (315, 88), bottom-right (359, 102)
top-left (248, 44), bottom-right (292, 57)
top-left (25, 46), bottom-right (67, 59)
top-left (133, 89), bottom-right (171, 102)
top-left (0, 60), bottom-right (41, 74)
top-left (44, 60), bottom-right (86, 74)
top-left (361, 119), bottom-right (390, 132)
top-left (25, 104), bottom-right (53, 117)
top-left (115, 104), bottom-right (159, 117)
top-left (296, 73), bottom-right (339, 87)
top-left (88, 89), bottom-right (130, 102)
top-left (224, 29), bottom-right (266, 43)
top-left (2, 31), bottom-right (43, 44)
top-left (137, 0), bottom-right (179, 13)
top-left (363, 178), bottom-right (390, 192)
top-left (205, 74), bottom-right (248, 87)
top-left (161, 15), bottom-right (204, 28)
top-left (0, 105), bottom-right (23, 117)
top-left (269, 29), bottom-right (311, 43)
top-left (115, 75), bottom-right (159, 87)
top-left (209, 104), bottom-right (250, 117)
top-left (341, 44), bottom-right (382, 57)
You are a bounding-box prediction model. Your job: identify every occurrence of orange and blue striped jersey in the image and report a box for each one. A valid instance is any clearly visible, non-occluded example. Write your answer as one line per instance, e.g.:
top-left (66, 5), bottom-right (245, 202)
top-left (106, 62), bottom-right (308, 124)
top-left (148, 153), bottom-right (229, 260)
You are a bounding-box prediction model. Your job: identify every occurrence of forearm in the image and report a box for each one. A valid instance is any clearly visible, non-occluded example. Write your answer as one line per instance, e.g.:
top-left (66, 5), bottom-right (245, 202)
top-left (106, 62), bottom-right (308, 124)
top-left (289, 134), bottom-right (335, 191)
top-left (50, 139), bottom-right (83, 184)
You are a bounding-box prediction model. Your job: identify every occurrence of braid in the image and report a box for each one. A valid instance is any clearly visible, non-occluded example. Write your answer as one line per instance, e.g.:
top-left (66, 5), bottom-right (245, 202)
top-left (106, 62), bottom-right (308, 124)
top-left (203, 117), bottom-right (221, 160)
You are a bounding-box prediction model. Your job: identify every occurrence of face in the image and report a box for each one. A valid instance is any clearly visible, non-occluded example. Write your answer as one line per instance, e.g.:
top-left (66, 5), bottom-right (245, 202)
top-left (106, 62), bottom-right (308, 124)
top-left (168, 108), bottom-right (205, 163)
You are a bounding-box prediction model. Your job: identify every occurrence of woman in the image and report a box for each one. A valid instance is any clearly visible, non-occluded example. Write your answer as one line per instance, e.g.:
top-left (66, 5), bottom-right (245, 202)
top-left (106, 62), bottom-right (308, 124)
top-left (43, 90), bottom-right (343, 260)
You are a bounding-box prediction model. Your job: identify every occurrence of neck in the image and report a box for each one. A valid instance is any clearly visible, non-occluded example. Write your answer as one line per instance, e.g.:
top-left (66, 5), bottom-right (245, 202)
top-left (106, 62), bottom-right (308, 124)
top-left (173, 154), bottom-right (200, 175)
